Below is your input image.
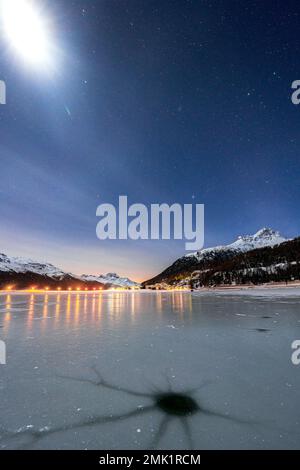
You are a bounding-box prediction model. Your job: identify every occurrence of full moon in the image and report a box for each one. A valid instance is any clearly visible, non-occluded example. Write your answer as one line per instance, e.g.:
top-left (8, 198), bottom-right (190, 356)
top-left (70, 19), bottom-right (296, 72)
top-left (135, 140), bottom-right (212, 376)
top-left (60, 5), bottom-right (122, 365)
top-left (0, 0), bottom-right (52, 67)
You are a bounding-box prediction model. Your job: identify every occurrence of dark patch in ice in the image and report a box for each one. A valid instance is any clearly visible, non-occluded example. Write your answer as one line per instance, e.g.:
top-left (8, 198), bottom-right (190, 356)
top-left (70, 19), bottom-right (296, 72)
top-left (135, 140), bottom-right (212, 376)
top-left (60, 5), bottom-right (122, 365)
top-left (254, 328), bottom-right (271, 333)
top-left (0, 368), bottom-right (255, 450)
top-left (156, 393), bottom-right (199, 416)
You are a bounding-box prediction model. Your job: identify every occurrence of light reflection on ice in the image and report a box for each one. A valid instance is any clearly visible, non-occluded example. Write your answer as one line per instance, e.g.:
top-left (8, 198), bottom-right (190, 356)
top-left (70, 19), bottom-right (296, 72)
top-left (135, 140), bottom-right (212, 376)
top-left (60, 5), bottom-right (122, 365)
top-left (0, 291), bottom-right (300, 449)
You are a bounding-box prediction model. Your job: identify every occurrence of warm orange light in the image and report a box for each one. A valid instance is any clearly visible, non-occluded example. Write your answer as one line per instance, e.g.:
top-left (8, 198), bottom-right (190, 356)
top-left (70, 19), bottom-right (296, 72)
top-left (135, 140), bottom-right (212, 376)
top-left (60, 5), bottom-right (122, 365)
top-left (68, 287), bottom-right (72, 291)
top-left (76, 287), bottom-right (81, 291)
top-left (57, 287), bottom-right (61, 291)
top-left (45, 287), bottom-right (49, 291)
top-left (85, 288), bottom-right (88, 291)
top-left (7, 285), bottom-right (13, 291)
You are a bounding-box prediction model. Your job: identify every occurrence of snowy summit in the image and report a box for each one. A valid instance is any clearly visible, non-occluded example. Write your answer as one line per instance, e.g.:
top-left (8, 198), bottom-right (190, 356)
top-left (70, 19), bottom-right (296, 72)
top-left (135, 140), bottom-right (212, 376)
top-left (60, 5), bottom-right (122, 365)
top-left (187, 228), bottom-right (287, 261)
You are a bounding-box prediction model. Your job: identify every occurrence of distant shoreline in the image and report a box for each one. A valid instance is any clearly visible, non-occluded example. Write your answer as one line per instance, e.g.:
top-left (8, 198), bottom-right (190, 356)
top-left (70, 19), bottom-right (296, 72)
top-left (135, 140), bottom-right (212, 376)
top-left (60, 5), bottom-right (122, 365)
top-left (193, 280), bottom-right (300, 291)
top-left (1, 281), bottom-right (300, 296)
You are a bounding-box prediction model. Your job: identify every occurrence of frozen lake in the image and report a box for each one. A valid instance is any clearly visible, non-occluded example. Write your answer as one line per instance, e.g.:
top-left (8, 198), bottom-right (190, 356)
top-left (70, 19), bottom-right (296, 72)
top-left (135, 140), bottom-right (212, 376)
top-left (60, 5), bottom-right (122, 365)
top-left (0, 290), bottom-right (300, 450)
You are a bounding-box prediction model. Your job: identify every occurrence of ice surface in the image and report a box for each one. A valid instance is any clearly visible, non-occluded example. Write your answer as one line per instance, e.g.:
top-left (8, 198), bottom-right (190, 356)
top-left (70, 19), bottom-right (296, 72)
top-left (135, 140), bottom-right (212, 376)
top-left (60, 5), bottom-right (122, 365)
top-left (0, 291), bottom-right (300, 450)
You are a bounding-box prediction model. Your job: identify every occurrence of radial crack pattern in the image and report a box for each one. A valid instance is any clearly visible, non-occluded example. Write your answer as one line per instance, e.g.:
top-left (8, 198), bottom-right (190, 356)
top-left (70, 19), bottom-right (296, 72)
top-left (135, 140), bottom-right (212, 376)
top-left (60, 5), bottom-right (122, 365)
top-left (0, 368), bottom-right (255, 450)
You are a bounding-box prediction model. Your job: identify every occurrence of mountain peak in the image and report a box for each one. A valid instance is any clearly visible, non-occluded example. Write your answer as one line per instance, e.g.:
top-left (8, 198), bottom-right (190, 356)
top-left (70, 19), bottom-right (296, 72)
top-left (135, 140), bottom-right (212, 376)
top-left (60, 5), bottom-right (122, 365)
top-left (0, 252), bottom-right (139, 288)
top-left (230, 227), bottom-right (286, 251)
top-left (143, 227), bottom-right (293, 287)
top-left (188, 227), bottom-right (288, 261)
top-left (237, 228), bottom-right (280, 241)
top-left (80, 272), bottom-right (139, 287)
top-left (105, 273), bottom-right (119, 278)
top-left (253, 227), bottom-right (280, 238)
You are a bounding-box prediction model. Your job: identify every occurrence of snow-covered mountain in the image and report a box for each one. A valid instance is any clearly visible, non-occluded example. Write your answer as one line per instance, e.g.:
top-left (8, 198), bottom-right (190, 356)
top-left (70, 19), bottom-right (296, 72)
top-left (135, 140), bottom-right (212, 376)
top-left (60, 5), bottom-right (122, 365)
top-left (187, 228), bottom-right (287, 261)
top-left (0, 253), bottom-right (139, 289)
top-left (143, 228), bottom-right (289, 287)
top-left (81, 272), bottom-right (140, 288)
top-left (0, 253), bottom-right (67, 279)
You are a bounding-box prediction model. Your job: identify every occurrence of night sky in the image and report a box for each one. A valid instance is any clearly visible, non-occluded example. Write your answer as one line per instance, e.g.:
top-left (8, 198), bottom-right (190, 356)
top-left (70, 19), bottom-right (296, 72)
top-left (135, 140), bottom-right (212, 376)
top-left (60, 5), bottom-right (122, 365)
top-left (0, 0), bottom-right (300, 281)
